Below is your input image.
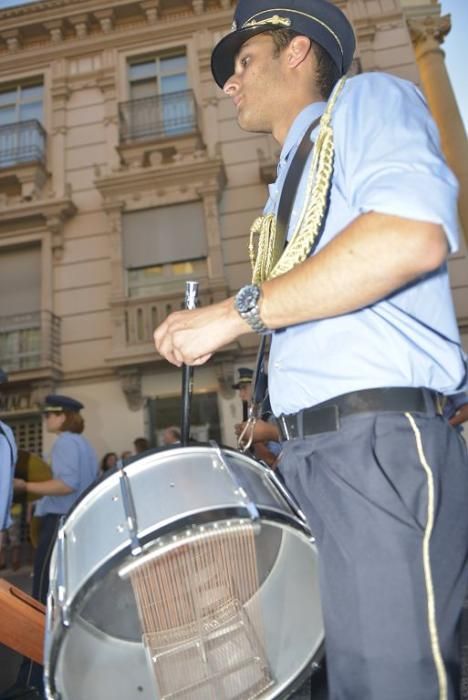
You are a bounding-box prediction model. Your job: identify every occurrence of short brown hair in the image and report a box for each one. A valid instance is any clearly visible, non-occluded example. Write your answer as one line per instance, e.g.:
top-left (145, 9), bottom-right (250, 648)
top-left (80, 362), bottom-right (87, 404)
top-left (267, 29), bottom-right (340, 99)
top-left (59, 410), bottom-right (84, 434)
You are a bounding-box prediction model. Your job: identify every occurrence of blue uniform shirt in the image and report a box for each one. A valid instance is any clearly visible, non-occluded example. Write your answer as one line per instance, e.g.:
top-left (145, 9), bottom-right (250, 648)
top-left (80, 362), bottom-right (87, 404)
top-left (35, 431), bottom-right (98, 516)
top-left (266, 72), bottom-right (465, 416)
top-left (0, 421), bottom-right (17, 530)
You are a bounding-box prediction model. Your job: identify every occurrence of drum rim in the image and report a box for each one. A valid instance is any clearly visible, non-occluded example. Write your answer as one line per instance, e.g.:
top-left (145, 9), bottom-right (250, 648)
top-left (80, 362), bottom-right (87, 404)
top-left (46, 513), bottom-right (319, 700)
top-left (61, 443), bottom-right (281, 525)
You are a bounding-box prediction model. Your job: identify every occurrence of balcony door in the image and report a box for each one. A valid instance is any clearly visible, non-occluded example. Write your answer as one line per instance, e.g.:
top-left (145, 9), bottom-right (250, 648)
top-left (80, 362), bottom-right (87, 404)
top-left (126, 53), bottom-right (192, 140)
top-left (0, 244), bottom-right (41, 371)
top-left (0, 82), bottom-right (43, 166)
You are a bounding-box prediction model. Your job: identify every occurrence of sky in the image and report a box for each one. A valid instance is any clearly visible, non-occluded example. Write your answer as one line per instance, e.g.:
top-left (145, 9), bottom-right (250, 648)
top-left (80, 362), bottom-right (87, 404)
top-left (0, 0), bottom-right (466, 131)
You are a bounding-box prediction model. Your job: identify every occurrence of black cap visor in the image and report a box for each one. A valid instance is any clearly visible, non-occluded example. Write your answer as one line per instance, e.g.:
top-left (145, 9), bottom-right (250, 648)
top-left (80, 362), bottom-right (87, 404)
top-left (211, 25), bottom-right (278, 88)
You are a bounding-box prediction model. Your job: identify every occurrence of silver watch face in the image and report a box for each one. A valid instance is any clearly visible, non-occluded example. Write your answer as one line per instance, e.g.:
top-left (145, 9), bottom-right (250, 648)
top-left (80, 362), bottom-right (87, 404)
top-left (236, 284), bottom-right (260, 313)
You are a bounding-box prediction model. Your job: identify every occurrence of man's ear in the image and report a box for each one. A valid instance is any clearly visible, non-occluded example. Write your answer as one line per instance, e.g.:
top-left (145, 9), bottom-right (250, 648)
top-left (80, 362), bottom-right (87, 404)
top-left (286, 35), bottom-right (312, 68)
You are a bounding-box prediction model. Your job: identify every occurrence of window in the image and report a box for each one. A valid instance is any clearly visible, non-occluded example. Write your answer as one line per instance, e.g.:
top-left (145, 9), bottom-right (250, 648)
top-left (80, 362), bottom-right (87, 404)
top-left (128, 53), bottom-right (188, 101)
top-left (122, 202), bottom-right (208, 297)
top-left (0, 82), bottom-right (43, 127)
top-left (122, 52), bottom-right (195, 141)
top-left (0, 245), bottom-right (42, 371)
top-left (0, 81), bottom-right (44, 167)
top-left (128, 260), bottom-right (207, 298)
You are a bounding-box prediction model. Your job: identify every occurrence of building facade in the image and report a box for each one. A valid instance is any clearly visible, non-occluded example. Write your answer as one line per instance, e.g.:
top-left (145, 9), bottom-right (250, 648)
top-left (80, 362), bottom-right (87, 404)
top-left (0, 0), bottom-right (467, 460)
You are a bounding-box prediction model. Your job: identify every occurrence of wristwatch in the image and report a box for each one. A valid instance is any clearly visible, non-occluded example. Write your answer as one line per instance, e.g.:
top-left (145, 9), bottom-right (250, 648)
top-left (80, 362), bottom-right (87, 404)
top-left (234, 284), bottom-right (270, 334)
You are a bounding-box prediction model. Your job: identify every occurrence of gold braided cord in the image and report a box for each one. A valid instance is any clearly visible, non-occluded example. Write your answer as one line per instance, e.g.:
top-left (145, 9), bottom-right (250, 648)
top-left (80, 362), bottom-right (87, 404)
top-left (249, 76), bottom-right (347, 284)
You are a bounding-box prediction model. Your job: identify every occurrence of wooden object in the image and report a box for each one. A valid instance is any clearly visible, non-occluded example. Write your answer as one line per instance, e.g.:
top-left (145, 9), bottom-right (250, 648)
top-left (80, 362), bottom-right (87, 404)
top-left (0, 578), bottom-right (45, 663)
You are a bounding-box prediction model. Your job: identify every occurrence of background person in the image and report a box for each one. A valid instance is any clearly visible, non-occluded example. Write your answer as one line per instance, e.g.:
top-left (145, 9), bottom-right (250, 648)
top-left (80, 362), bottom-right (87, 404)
top-left (444, 391), bottom-right (468, 430)
top-left (133, 437), bottom-right (149, 454)
top-left (0, 369), bottom-right (17, 558)
top-left (100, 451), bottom-right (118, 474)
top-left (232, 367), bottom-right (281, 466)
top-left (162, 426), bottom-right (181, 446)
top-left (9, 394), bottom-right (98, 698)
top-left (154, 0), bottom-right (468, 697)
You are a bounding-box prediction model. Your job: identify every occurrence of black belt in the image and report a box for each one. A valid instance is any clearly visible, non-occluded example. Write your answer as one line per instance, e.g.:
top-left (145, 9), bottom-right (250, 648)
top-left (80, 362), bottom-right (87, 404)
top-left (277, 387), bottom-right (445, 440)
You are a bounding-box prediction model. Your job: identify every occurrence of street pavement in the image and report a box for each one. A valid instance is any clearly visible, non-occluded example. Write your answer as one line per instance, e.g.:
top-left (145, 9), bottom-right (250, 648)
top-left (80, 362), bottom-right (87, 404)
top-left (0, 565), bottom-right (466, 700)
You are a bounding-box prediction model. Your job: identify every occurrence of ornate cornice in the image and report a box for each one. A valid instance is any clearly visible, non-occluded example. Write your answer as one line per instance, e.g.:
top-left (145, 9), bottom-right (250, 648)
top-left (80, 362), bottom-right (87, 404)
top-left (95, 153), bottom-right (226, 204)
top-left (0, 194), bottom-right (76, 258)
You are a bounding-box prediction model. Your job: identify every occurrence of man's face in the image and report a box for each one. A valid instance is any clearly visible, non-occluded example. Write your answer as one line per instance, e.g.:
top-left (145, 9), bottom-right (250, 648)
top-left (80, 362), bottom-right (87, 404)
top-left (224, 33), bottom-right (286, 133)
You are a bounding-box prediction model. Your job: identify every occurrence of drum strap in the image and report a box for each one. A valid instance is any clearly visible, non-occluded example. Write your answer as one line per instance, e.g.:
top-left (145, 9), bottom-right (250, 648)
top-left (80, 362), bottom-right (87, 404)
top-left (251, 114), bottom-right (329, 416)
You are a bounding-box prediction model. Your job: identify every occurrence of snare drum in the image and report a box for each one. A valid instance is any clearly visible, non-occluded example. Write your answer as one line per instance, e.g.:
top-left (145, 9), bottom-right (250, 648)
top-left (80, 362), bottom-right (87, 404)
top-left (45, 444), bottom-right (323, 700)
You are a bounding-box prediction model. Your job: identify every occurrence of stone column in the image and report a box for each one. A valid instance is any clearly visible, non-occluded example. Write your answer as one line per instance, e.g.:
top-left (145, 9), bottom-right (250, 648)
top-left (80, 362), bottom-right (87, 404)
top-left (408, 14), bottom-right (468, 245)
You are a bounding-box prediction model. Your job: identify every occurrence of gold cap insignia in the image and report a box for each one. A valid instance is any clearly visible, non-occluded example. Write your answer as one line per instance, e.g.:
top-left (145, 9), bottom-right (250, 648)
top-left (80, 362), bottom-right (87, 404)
top-left (242, 14), bottom-right (291, 29)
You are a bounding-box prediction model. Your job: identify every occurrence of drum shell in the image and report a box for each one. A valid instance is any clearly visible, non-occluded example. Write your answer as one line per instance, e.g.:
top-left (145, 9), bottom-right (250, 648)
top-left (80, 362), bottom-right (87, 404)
top-left (57, 446), bottom-right (309, 611)
top-left (45, 446), bottom-right (323, 700)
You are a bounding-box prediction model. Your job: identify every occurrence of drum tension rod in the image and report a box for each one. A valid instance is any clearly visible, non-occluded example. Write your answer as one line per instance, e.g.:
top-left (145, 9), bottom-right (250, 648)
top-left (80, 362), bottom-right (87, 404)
top-left (210, 441), bottom-right (260, 523)
top-left (118, 468), bottom-right (143, 556)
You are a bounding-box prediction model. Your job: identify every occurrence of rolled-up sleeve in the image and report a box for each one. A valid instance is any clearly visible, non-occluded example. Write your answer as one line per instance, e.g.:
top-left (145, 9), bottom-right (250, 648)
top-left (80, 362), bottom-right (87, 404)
top-left (336, 73), bottom-right (460, 252)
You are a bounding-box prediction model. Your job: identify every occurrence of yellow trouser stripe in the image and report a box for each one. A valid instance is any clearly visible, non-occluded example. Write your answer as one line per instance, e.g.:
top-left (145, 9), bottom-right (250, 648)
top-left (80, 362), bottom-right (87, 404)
top-left (405, 412), bottom-right (447, 700)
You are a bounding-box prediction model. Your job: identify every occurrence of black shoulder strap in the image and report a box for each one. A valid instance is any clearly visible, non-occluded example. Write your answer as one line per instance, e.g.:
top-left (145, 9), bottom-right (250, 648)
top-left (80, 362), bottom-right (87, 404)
top-left (276, 115), bottom-right (321, 246)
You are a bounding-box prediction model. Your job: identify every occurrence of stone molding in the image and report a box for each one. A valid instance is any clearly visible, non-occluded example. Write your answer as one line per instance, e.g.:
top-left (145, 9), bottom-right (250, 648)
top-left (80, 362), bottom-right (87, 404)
top-left (0, 194), bottom-right (76, 259)
top-left (0, 1), bottom-right (232, 59)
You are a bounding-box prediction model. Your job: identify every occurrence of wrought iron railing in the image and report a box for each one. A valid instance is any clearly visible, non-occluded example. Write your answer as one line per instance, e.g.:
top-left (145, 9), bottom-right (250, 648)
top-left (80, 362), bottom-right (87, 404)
top-left (0, 310), bottom-right (60, 372)
top-left (0, 119), bottom-right (47, 168)
top-left (119, 90), bottom-right (198, 144)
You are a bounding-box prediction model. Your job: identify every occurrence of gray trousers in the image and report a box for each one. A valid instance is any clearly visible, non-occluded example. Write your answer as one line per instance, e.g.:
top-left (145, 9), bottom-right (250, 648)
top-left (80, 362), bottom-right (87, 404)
top-left (279, 409), bottom-right (468, 700)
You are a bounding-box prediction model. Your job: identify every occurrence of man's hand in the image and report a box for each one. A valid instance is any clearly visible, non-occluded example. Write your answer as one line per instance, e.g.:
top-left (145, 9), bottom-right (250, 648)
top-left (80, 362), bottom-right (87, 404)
top-left (235, 419), bottom-right (280, 444)
top-left (449, 403), bottom-right (468, 427)
top-left (154, 297), bottom-right (249, 366)
top-left (13, 478), bottom-right (27, 493)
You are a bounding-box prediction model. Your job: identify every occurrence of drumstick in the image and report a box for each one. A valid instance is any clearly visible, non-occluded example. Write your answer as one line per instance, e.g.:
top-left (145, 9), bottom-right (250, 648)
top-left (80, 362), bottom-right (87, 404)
top-left (181, 281), bottom-right (199, 445)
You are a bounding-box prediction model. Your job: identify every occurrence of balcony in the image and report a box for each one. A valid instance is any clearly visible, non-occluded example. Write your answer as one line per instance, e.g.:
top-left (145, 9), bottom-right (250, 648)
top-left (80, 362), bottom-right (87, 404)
top-left (117, 90), bottom-right (202, 168)
top-left (0, 120), bottom-right (46, 168)
top-left (0, 120), bottom-right (48, 199)
top-left (0, 310), bottom-right (61, 378)
top-left (107, 282), bottom-right (228, 368)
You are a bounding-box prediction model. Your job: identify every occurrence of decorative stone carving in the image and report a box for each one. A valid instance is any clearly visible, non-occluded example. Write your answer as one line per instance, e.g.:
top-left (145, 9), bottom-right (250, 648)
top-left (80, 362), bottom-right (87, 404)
top-left (68, 14), bottom-right (90, 38)
top-left (407, 14), bottom-right (451, 58)
top-left (94, 9), bottom-right (115, 34)
top-left (192, 0), bottom-right (204, 15)
top-left (140, 0), bottom-right (160, 23)
top-left (44, 20), bottom-right (64, 43)
top-left (2, 30), bottom-right (21, 52)
top-left (119, 368), bottom-right (144, 411)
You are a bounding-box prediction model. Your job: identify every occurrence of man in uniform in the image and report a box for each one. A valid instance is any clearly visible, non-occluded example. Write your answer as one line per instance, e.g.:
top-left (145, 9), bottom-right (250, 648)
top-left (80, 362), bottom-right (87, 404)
top-left (154, 0), bottom-right (468, 697)
top-left (0, 369), bottom-right (17, 556)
